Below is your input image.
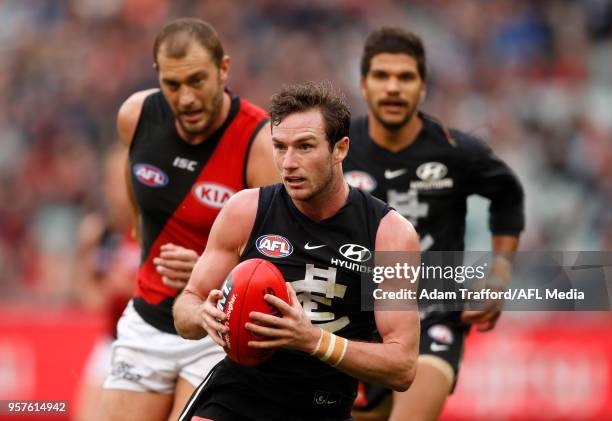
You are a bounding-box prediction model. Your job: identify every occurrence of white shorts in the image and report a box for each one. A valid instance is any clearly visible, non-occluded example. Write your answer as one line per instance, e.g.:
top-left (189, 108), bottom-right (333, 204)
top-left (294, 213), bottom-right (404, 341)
top-left (83, 336), bottom-right (113, 384)
top-left (103, 300), bottom-right (225, 394)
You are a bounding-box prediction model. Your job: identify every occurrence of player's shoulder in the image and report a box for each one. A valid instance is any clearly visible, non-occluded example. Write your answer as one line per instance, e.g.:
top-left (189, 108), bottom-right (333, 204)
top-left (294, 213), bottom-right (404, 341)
top-left (351, 185), bottom-right (387, 209)
top-left (236, 96), bottom-right (268, 121)
top-left (215, 188), bottom-right (261, 230)
top-left (376, 209), bottom-right (419, 252)
top-left (447, 127), bottom-right (491, 156)
top-left (421, 113), bottom-right (490, 155)
top-left (117, 88), bottom-right (159, 145)
top-left (119, 88), bottom-right (159, 117)
top-left (224, 188), bottom-right (261, 212)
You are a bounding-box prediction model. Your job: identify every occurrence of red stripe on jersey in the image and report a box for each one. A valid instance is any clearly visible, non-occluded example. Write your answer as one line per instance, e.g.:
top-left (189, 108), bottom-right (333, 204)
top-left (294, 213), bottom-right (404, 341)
top-left (136, 99), bottom-right (267, 304)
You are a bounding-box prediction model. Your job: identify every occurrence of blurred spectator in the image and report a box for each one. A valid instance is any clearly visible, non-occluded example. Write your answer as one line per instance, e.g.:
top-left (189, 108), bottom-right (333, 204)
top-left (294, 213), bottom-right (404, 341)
top-left (72, 142), bottom-right (139, 421)
top-left (0, 0), bottom-right (610, 306)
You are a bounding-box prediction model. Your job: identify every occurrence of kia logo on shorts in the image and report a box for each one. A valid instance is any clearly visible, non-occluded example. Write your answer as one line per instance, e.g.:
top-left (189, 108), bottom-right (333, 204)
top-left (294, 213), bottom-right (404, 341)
top-left (339, 244), bottom-right (372, 262)
top-left (416, 162), bottom-right (448, 181)
top-left (256, 235), bottom-right (293, 258)
top-left (344, 171), bottom-right (377, 192)
top-left (133, 164), bottom-right (169, 187)
top-left (192, 182), bottom-right (236, 209)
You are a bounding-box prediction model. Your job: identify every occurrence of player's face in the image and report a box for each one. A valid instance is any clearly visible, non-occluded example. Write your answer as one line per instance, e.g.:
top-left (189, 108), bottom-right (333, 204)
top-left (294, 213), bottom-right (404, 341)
top-left (272, 109), bottom-right (338, 202)
top-left (361, 53), bottom-right (425, 131)
top-left (157, 43), bottom-right (229, 136)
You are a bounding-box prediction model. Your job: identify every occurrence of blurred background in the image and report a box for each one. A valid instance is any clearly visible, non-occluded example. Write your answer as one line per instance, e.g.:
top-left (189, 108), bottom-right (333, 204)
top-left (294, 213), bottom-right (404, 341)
top-left (0, 0), bottom-right (610, 420)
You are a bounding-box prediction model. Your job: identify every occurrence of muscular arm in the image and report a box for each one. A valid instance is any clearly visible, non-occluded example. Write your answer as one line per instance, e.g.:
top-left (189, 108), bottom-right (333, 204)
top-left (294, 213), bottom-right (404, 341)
top-left (247, 210), bottom-right (420, 391)
top-left (173, 189), bottom-right (259, 339)
top-left (334, 211), bottom-right (420, 391)
top-left (117, 89), bottom-right (158, 244)
top-left (245, 122), bottom-right (280, 187)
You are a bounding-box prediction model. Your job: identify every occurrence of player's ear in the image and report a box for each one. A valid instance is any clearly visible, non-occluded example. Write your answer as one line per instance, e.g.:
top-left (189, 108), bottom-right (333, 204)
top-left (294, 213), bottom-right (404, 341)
top-left (359, 78), bottom-right (368, 100)
top-left (219, 55), bottom-right (230, 83)
top-left (419, 84), bottom-right (427, 103)
top-left (333, 136), bottom-right (349, 164)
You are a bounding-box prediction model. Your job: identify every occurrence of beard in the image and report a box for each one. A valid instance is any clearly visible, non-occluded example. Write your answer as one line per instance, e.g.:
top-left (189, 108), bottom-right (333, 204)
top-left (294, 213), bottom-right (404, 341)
top-left (178, 81), bottom-right (224, 135)
top-left (372, 102), bottom-right (418, 132)
top-left (288, 157), bottom-right (336, 204)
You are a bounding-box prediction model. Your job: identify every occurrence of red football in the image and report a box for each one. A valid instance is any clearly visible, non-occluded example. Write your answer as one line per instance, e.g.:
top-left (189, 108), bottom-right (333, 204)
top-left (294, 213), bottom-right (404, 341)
top-left (217, 258), bottom-right (289, 366)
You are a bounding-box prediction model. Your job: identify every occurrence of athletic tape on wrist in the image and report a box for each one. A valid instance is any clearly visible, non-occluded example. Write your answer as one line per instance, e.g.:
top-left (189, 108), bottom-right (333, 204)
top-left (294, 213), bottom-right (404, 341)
top-left (311, 329), bottom-right (348, 367)
top-left (310, 328), bottom-right (324, 356)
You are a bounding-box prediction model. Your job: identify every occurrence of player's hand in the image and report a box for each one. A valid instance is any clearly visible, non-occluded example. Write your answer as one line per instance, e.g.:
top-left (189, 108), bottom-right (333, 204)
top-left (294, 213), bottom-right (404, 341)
top-left (245, 283), bottom-right (320, 353)
top-left (153, 243), bottom-right (199, 289)
top-left (462, 268), bottom-right (508, 331)
top-left (461, 309), bottom-right (501, 332)
top-left (198, 289), bottom-right (228, 347)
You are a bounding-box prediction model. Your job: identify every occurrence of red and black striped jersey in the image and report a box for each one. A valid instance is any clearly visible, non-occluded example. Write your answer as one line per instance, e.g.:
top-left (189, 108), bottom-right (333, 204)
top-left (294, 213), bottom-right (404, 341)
top-left (129, 91), bottom-right (267, 333)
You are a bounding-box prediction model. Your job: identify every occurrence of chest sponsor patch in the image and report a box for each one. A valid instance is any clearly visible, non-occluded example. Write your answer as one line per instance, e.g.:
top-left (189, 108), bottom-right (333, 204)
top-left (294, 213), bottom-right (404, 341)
top-left (256, 234), bottom-right (293, 258)
top-left (411, 162), bottom-right (454, 190)
top-left (339, 243), bottom-right (372, 262)
top-left (133, 163), bottom-right (169, 187)
top-left (192, 182), bottom-right (236, 209)
top-left (344, 171), bottom-right (377, 192)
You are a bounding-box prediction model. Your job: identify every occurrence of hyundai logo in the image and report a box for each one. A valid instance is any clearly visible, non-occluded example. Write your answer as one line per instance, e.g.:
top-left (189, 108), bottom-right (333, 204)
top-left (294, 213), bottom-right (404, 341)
top-left (339, 244), bottom-right (372, 262)
top-left (416, 162), bottom-right (448, 181)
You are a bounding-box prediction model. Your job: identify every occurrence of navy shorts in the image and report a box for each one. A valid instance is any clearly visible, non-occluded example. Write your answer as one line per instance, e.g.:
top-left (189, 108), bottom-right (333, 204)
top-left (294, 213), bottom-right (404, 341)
top-left (353, 312), bottom-right (469, 412)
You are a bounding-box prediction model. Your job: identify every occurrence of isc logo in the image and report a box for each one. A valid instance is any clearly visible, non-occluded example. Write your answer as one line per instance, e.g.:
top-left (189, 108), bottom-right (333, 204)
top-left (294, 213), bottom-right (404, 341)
top-left (133, 164), bottom-right (168, 187)
top-left (256, 235), bottom-right (293, 258)
top-left (173, 157), bottom-right (197, 172)
top-left (192, 182), bottom-right (236, 209)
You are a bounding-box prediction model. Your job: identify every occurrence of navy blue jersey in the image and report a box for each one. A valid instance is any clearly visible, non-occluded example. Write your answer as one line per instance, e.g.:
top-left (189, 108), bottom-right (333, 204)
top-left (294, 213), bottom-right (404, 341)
top-left (209, 183), bottom-right (390, 419)
top-left (344, 114), bottom-right (524, 253)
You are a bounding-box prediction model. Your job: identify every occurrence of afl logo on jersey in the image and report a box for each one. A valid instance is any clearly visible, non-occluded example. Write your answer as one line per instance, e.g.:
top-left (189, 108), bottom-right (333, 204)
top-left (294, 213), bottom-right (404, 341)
top-left (428, 324), bottom-right (454, 345)
top-left (344, 171), bottom-right (377, 192)
top-left (133, 164), bottom-right (169, 187)
top-left (339, 244), bottom-right (372, 262)
top-left (416, 162), bottom-right (447, 181)
top-left (256, 235), bottom-right (293, 258)
top-left (192, 182), bottom-right (236, 209)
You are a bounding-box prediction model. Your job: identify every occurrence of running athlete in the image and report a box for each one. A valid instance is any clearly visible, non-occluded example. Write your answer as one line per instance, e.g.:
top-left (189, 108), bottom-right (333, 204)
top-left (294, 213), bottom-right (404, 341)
top-left (99, 19), bottom-right (278, 421)
top-left (345, 28), bottom-right (524, 421)
top-left (173, 82), bottom-right (421, 421)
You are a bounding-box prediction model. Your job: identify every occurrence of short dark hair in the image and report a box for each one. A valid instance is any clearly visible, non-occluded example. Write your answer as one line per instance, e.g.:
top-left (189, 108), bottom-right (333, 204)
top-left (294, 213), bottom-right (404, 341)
top-left (269, 81), bottom-right (351, 149)
top-left (153, 18), bottom-right (224, 68)
top-left (360, 27), bottom-right (427, 81)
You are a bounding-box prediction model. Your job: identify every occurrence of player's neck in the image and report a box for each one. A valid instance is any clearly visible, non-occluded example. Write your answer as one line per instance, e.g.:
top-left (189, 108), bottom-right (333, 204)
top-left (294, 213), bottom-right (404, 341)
top-left (292, 172), bottom-right (349, 222)
top-left (367, 112), bottom-right (423, 152)
top-left (176, 92), bottom-right (231, 145)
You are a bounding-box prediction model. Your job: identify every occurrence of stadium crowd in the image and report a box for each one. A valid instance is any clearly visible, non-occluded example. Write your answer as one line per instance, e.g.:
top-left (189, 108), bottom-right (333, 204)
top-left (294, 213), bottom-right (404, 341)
top-left (0, 0), bottom-right (610, 306)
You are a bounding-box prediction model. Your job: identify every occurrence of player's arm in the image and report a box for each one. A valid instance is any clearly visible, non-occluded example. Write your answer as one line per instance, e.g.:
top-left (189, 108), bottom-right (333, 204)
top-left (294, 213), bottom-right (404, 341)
top-left (173, 189), bottom-right (259, 341)
top-left (461, 135), bottom-right (524, 329)
top-left (332, 211), bottom-right (420, 390)
top-left (247, 211), bottom-right (420, 391)
top-left (463, 135), bottom-right (525, 239)
top-left (461, 234), bottom-right (519, 330)
top-left (117, 89), bottom-right (158, 244)
top-left (245, 122), bottom-right (281, 187)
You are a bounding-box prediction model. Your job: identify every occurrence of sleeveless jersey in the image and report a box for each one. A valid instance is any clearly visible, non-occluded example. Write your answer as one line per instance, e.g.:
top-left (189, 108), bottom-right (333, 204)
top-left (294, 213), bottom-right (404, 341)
top-left (215, 184), bottom-right (390, 418)
top-left (344, 114), bottom-right (524, 253)
top-left (129, 91), bottom-right (267, 333)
